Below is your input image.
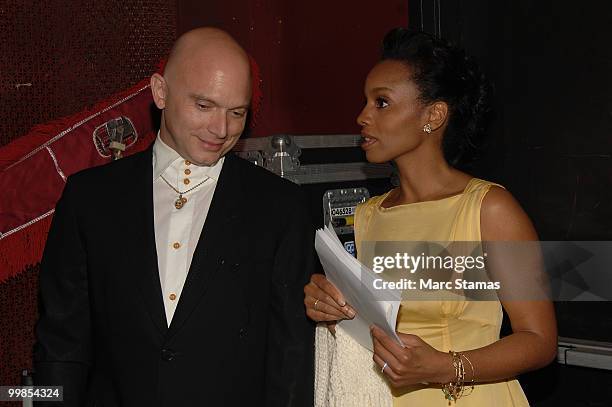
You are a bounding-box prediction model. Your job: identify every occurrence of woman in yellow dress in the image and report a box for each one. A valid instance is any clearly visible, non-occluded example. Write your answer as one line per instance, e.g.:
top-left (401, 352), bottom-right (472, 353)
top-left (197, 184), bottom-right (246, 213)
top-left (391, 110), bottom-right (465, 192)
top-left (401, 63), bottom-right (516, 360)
top-left (305, 28), bottom-right (557, 406)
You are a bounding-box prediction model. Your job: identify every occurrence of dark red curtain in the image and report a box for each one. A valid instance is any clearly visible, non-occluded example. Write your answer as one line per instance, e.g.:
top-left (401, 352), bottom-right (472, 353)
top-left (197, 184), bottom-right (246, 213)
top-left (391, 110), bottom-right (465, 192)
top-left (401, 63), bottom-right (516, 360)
top-left (177, 0), bottom-right (409, 137)
top-left (0, 0), bottom-right (176, 148)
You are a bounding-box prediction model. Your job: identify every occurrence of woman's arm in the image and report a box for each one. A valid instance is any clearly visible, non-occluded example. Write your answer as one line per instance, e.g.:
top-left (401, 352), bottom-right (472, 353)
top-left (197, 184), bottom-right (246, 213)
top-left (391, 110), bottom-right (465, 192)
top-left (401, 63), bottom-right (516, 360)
top-left (470, 187), bottom-right (557, 380)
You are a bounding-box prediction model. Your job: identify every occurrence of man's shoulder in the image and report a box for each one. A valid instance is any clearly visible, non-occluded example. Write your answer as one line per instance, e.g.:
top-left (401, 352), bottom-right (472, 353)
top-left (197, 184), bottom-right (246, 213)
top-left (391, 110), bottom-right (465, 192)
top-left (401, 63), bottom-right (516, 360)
top-left (68, 148), bottom-right (150, 186)
top-left (228, 154), bottom-right (301, 196)
top-left (227, 154), bottom-right (311, 224)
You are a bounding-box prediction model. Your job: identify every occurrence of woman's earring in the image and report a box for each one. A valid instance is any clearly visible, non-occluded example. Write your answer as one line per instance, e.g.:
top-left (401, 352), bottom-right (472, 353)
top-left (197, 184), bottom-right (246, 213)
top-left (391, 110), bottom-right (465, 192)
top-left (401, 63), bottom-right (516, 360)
top-left (423, 123), bottom-right (432, 134)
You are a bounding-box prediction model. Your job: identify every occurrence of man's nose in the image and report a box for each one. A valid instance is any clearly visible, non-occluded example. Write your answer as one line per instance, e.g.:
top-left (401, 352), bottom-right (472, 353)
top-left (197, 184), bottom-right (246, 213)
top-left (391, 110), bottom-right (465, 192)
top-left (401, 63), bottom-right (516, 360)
top-left (208, 109), bottom-right (228, 138)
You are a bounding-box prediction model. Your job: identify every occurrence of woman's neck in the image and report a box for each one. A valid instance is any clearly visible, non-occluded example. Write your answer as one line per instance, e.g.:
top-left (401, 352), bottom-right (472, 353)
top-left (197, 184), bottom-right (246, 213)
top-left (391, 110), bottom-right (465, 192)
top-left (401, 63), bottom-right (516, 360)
top-left (389, 148), bottom-right (471, 206)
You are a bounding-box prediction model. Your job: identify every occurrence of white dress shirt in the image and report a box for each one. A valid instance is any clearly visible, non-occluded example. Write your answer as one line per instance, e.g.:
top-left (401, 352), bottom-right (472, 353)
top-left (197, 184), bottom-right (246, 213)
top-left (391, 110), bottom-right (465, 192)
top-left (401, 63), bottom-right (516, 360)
top-left (152, 136), bottom-right (223, 325)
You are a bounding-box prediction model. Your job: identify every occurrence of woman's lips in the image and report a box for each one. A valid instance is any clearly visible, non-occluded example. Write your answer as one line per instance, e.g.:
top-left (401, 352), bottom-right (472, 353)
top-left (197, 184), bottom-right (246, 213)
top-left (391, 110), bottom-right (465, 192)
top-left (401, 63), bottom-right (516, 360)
top-left (360, 135), bottom-right (378, 150)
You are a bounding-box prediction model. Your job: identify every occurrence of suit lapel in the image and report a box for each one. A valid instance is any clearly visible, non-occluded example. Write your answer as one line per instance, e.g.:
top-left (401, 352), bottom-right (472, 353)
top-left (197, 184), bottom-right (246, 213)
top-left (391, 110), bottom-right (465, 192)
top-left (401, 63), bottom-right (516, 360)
top-left (166, 154), bottom-right (243, 338)
top-left (130, 147), bottom-right (169, 335)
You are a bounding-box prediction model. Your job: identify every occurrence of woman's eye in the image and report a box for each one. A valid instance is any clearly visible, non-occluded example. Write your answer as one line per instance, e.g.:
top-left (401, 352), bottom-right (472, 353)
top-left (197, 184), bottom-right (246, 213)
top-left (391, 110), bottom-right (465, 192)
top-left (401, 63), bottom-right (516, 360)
top-left (231, 110), bottom-right (247, 118)
top-left (375, 97), bottom-right (389, 108)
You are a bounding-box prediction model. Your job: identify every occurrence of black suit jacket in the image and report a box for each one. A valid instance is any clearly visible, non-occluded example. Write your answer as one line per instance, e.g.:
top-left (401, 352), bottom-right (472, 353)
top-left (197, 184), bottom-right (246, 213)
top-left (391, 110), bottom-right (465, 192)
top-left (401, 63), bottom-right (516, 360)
top-left (34, 149), bottom-right (315, 407)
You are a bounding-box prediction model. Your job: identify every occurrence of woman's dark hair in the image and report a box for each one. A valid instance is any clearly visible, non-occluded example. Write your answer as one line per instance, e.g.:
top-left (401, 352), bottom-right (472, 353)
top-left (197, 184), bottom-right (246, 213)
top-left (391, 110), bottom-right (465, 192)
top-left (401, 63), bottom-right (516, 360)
top-left (381, 28), bottom-right (492, 166)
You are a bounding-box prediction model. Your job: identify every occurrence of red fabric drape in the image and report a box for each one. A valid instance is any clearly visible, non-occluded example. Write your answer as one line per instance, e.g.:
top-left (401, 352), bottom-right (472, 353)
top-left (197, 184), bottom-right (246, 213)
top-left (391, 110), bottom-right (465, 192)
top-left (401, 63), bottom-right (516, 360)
top-left (0, 79), bottom-right (157, 284)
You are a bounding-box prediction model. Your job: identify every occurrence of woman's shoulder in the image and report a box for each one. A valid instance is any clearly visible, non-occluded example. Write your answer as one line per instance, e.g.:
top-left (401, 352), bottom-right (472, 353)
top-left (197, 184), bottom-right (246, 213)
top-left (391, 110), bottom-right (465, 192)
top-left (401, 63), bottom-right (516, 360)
top-left (465, 177), bottom-right (505, 193)
top-left (354, 191), bottom-right (391, 229)
top-left (479, 182), bottom-right (538, 240)
top-left (356, 191), bottom-right (391, 213)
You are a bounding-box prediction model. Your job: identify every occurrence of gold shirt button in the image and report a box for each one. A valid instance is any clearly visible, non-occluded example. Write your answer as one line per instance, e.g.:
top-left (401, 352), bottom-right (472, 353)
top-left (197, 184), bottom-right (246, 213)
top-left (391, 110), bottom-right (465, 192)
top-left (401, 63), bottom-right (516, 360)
top-left (172, 242), bottom-right (181, 249)
top-left (185, 160), bottom-right (191, 166)
top-left (169, 293), bottom-right (177, 301)
top-left (184, 169), bottom-right (191, 175)
top-left (183, 178), bottom-right (190, 185)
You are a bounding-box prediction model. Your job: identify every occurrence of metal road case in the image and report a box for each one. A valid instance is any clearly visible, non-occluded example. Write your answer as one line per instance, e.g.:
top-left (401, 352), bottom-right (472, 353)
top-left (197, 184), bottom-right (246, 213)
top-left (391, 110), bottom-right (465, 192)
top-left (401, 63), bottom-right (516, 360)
top-left (233, 134), bottom-right (395, 255)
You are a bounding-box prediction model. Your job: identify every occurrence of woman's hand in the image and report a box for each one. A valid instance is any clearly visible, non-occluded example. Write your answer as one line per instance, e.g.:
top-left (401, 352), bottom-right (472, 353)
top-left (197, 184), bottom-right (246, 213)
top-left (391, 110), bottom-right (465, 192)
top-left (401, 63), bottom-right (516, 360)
top-left (304, 274), bottom-right (355, 331)
top-left (371, 325), bottom-right (455, 387)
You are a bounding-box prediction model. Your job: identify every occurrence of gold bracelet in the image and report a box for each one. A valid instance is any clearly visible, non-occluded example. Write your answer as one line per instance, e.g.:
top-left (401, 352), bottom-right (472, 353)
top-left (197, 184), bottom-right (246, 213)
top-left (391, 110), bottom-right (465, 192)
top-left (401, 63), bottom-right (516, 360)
top-left (460, 352), bottom-right (475, 397)
top-left (441, 351), bottom-right (474, 403)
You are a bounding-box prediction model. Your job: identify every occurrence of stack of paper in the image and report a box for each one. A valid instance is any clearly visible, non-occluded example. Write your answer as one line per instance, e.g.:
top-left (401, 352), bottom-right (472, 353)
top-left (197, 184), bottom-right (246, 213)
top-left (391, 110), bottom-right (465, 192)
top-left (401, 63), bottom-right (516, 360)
top-left (314, 225), bottom-right (403, 351)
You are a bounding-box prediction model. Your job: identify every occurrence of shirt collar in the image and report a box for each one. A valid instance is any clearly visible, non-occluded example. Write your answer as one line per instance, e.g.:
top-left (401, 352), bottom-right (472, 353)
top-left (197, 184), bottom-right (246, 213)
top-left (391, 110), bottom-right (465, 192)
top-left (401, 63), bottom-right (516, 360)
top-left (152, 134), bottom-right (224, 182)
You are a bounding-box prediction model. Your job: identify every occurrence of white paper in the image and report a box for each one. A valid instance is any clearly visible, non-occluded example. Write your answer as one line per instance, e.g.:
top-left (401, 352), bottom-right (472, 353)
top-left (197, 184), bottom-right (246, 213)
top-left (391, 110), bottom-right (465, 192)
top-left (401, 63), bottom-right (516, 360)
top-left (314, 225), bottom-right (402, 351)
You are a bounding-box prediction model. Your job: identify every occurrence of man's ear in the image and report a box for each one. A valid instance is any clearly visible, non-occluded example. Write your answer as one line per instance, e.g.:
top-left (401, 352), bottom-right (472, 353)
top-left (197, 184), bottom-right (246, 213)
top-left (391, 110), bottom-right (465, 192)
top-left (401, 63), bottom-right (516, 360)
top-left (150, 73), bottom-right (167, 109)
top-left (426, 101), bottom-right (449, 131)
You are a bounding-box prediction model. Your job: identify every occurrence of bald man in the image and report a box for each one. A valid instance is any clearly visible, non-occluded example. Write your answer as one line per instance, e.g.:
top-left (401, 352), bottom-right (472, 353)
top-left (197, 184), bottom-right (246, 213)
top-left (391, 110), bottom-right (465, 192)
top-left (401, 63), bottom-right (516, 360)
top-left (34, 28), bottom-right (314, 407)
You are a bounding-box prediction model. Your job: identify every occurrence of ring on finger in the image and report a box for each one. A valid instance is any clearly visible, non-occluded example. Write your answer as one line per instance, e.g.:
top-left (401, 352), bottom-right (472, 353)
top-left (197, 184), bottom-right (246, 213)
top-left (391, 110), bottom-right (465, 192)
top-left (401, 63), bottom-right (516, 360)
top-left (314, 299), bottom-right (320, 311)
top-left (381, 362), bottom-right (388, 374)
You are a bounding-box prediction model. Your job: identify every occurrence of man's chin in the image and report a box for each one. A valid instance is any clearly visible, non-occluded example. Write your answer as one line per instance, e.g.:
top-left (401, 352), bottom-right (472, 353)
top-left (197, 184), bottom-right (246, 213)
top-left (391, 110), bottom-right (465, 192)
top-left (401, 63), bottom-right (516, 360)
top-left (189, 151), bottom-right (225, 167)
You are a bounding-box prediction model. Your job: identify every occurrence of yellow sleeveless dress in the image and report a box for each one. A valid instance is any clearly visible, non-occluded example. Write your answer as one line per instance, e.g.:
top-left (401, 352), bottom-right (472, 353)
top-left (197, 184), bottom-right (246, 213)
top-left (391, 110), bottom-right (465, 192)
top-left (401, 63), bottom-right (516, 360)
top-left (314, 178), bottom-right (530, 406)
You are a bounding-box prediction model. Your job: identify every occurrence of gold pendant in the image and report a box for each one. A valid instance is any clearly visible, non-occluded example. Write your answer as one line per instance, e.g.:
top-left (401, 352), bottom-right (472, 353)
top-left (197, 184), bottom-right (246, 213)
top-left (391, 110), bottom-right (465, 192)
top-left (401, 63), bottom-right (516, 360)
top-left (174, 195), bottom-right (187, 209)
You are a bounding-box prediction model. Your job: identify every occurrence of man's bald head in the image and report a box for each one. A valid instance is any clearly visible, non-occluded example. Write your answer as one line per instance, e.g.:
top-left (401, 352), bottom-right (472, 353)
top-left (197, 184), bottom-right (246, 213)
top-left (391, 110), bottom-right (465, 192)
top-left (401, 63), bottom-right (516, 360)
top-left (164, 28), bottom-right (251, 87)
top-left (150, 27), bottom-right (252, 166)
